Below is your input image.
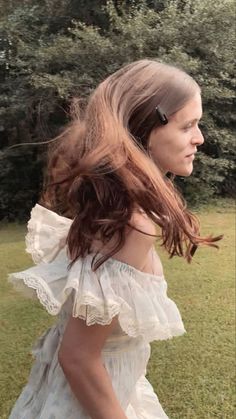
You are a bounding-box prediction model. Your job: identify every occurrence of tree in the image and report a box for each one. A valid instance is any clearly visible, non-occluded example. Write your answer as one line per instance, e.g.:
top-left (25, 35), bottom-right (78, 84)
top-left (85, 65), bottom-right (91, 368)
top-left (0, 0), bottom-right (235, 220)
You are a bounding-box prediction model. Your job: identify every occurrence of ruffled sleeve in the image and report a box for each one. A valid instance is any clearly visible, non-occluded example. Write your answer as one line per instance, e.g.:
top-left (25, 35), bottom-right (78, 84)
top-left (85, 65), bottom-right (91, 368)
top-left (25, 204), bottom-right (73, 264)
top-left (8, 204), bottom-right (187, 343)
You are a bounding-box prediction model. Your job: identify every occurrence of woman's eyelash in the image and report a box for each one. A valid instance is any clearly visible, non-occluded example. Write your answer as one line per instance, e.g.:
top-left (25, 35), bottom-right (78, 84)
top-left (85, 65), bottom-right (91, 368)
top-left (183, 124), bottom-right (193, 130)
top-left (183, 121), bottom-right (201, 130)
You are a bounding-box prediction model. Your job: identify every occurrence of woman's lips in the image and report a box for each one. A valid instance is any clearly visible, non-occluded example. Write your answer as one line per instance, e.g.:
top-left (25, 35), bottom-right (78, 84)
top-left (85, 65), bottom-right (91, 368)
top-left (186, 152), bottom-right (196, 157)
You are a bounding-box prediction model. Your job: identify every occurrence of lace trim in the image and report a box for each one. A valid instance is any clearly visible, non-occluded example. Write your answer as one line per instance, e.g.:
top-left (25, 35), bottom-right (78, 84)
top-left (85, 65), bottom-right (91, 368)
top-left (9, 272), bottom-right (60, 314)
top-left (8, 271), bottom-right (186, 341)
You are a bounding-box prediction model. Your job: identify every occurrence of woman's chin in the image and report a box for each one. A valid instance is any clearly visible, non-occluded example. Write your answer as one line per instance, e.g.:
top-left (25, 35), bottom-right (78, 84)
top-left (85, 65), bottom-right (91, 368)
top-left (173, 164), bottom-right (193, 177)
top-left (161, 162), bottom-right (194, 177)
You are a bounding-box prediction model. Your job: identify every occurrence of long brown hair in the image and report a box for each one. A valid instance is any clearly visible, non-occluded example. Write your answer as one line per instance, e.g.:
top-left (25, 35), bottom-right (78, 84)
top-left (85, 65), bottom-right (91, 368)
top-left (39, 59), bottom-right (222, 271)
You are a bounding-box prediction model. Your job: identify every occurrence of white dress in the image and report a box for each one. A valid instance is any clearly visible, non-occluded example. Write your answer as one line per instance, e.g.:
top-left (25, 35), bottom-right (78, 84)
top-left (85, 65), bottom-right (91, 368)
top-left (8, 204), bottom-right (187, 419)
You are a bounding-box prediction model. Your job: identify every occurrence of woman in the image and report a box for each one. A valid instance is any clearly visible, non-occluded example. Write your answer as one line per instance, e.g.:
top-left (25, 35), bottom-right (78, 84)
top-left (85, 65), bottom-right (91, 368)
top-left (8, 59), bottom-right (222, 419)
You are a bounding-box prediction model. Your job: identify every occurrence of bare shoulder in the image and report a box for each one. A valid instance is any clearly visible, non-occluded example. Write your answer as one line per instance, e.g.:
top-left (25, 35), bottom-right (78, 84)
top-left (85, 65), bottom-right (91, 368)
top-left (110, 210), bottom-right (157, 270)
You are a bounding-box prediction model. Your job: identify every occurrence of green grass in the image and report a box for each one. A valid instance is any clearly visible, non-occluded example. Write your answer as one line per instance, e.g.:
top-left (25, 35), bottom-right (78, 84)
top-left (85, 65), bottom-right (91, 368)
top-left (0, 200), bottom-right (235, 419)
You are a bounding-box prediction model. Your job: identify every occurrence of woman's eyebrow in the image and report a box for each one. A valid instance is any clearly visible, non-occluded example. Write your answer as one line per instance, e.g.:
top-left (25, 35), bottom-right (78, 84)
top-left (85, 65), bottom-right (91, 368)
top-left (183, 116), bottom-right (202, 125)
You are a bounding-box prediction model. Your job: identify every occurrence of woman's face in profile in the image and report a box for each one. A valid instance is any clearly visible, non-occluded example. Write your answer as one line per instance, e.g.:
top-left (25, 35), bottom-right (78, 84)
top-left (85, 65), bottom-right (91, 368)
top-left (148, 92), bottom-right (204, 176)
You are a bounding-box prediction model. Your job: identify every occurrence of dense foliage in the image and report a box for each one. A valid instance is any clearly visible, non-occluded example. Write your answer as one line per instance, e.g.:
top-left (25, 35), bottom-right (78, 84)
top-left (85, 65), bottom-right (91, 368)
top-left (0, 0), bottom-right (235, 220)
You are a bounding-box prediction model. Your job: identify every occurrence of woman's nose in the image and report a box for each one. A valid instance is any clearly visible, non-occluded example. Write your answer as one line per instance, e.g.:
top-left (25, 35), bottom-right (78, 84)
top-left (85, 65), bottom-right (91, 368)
top-left (192, 126), bottom-right (204, 146)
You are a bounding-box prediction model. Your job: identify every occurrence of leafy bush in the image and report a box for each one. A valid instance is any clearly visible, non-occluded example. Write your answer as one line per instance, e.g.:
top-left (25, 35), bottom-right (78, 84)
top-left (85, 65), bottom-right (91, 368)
top-left (0, 0), bottom-right (235, 219)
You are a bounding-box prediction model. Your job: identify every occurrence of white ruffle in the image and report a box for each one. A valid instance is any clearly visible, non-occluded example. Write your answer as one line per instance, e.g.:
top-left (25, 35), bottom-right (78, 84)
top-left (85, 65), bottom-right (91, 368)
top-left (8, 204), bottom-right (187, 343)
top-left (25, 204), bottom-right (72, 264)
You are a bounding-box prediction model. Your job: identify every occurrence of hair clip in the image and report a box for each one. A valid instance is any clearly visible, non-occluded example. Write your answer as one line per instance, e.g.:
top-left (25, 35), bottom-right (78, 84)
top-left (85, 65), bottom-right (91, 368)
top-left (155, 107), bottom-right (168, 125)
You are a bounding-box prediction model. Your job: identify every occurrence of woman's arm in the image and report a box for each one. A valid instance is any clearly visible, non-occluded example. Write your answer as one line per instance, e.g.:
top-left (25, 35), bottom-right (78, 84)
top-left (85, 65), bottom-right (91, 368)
top-left (58, 316), bottom-right (127, 419)
top-left (58, 211), bottom-right (156, 419)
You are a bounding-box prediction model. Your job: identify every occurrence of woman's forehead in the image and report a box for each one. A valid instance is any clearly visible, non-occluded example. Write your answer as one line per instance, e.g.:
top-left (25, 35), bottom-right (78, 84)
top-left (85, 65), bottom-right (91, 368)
top-left (171, 93), bottom-right (203, 123)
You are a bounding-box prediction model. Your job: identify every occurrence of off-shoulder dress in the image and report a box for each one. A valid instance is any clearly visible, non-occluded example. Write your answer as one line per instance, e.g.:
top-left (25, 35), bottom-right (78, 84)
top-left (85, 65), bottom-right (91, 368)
top-left (8, 204), bottom-right (186, 419)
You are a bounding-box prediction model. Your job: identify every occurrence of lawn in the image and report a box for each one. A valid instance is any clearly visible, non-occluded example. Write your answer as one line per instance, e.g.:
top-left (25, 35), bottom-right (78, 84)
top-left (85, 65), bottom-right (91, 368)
top-left (0, 199), bottom-right (235, 419)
